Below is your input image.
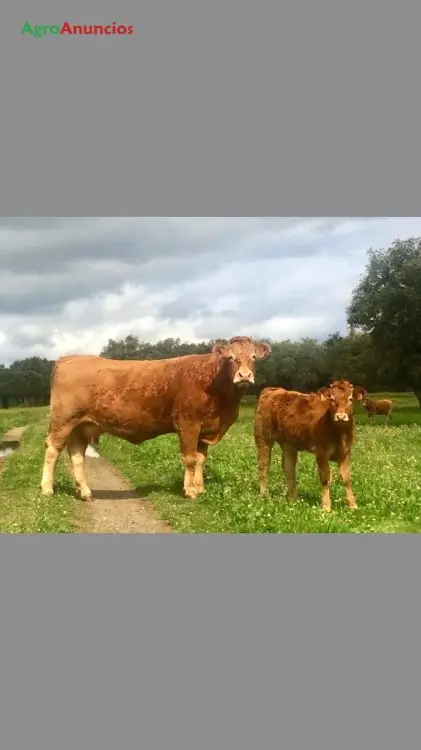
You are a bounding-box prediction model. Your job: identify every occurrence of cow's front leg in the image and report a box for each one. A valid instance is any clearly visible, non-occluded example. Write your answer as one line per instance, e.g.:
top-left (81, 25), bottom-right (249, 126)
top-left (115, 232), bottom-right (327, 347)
top-left (316, 455), bottom-right (332, 512)
top-left (338, 453), bottom-right (357, 509)
top-left (177, 422), bottom-right (202, 499)
top-left (193, 441), bottom-right (208, 495)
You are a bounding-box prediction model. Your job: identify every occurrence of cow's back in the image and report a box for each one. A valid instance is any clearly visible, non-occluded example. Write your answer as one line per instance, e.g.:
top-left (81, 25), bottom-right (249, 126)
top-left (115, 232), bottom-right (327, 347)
top-left (257, 388), bottom-right (327, 449)
top-left (376, 399), bottom-right (393, 410)
top-left (49, 353), bottom-right (217, 440)
top-left (364, 398), bottom-right (392, 413)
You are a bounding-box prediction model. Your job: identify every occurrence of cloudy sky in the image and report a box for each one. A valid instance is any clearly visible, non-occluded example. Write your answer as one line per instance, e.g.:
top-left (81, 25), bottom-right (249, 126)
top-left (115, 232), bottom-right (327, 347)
top-left (1, 216), bottom-right (421, 364)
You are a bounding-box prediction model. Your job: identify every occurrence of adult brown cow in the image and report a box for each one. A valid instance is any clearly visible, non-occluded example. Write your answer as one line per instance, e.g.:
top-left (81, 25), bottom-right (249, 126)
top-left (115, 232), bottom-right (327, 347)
top-left (41, 336), bottom-right (271, 502)
top-left (361, 396), bottom-right (393, 423)
top-left (254, 380), bottom-right (364, 512)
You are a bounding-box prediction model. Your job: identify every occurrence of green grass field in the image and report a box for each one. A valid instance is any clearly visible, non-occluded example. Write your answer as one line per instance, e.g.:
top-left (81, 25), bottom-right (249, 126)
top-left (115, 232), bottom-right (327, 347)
top-left (0, 405), bottom-right (45, 435)
top-left (0, 407), bottom-right (75, 533)
top-left (1, 393), bottom-right (421, 533)
top-left (99, 392), bottom-right (421, 533)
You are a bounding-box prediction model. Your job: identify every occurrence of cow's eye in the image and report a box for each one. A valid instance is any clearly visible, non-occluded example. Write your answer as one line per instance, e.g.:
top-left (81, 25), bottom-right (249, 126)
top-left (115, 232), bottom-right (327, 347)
top-left (250, 353), bottom-right (256, 361)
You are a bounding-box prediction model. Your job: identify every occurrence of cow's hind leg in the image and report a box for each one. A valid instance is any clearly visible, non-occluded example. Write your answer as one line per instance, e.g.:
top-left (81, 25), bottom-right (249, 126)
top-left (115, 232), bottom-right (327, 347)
top-left (281, 443), bottom-right (299, 501)
top-left (41, 434), bottom-right (62, 496)
top-left (41, 419), bottom-right (84, 497)
top-left (254, 412), bottom-right (274, 495)
top-left (67, 428), bottom-right (92, 501)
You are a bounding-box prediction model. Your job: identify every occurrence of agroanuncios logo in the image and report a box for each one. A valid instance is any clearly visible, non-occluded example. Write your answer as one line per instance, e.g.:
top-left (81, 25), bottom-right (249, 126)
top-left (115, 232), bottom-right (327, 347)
top-left (21, 21), bottom-right (134, 37)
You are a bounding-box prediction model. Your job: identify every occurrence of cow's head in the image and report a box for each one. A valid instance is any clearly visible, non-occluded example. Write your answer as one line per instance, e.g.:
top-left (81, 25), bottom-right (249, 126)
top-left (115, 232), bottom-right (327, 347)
top-left (212, 336), bottom-right (271, 387)
top-left (318, 380), bottom-right (360, 423)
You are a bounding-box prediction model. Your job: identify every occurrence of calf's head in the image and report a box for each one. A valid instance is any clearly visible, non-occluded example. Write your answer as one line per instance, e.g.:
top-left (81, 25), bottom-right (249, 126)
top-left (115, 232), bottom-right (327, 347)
top-left (318, 380), bottom-right (360, 422)
top-left (212, 336), bottom-right (271, 387)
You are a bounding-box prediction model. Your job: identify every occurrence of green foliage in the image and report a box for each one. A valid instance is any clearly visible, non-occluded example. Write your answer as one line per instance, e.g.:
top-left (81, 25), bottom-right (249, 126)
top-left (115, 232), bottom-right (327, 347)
top-left (0, 331), bottom-right (415, 407)
top-left (348, 237), bottom-right (421, 396)
top-left (100, 334), bottom-right (212, 361)
top-left (98, 332), bottom-right (401, 394)
top-left (0, 357), bottom-right (54, 408)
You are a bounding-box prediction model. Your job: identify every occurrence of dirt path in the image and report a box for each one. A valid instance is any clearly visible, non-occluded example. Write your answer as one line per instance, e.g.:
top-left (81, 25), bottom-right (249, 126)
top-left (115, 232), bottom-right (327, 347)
top-left (70, 449), bottom-right (172, 534)
top-left (1, 424), bottom-right (170, 533)
top-left (0, 426), bottom-right (27, 476)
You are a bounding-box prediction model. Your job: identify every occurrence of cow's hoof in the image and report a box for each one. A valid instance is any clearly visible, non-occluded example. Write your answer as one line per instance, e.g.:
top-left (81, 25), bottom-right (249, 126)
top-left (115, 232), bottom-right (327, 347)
top-left (40, 486), bottom-right (54, 496)
top-left (184, 488), bottom-right (198, 500)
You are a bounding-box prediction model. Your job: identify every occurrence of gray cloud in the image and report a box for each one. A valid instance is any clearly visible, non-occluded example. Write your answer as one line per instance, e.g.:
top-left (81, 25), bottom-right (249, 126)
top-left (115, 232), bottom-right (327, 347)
top-left (1, 216), bottom-right (421, 364)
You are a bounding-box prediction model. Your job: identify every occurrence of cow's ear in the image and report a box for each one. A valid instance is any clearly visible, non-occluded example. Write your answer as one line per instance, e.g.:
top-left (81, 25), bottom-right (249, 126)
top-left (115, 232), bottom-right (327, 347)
top-left (212, 343), bottom-right (231, 358)
top-left (254, 342), bottom-right (271, 360)
top-left (353, 386), bottom-right (366, 401)
top-left (318, 386), bottom-right (331, 401)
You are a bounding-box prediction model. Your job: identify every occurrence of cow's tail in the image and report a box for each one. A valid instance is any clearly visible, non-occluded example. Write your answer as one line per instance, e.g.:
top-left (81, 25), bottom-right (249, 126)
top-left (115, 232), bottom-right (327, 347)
top-left (47, 357), bottom-right (67, 430)
top-left (50, 356), bottom-right (72, 390)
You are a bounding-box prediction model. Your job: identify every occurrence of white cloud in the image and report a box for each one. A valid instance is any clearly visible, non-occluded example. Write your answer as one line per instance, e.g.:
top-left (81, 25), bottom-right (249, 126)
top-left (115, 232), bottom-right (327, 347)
top-left (1, 216), bottom-right (421, 364)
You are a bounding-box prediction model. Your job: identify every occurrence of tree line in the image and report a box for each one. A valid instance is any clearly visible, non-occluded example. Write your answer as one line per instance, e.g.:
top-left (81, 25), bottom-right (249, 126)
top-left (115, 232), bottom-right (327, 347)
top-left (1, 237), bottom-right (421, 407)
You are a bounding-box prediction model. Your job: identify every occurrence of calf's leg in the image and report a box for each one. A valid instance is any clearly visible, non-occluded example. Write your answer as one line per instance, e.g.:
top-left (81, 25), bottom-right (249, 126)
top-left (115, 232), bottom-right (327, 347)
top-left (254, 413), bottom-right (273, 494)
top-left (316, 455), bottom-right (332, 512)
top-left (256, 441), bottom-right (274, 494)
top-left (338, 453), bottom-right (357, 509)
top-left (281, 444), bottom-right (299, 501)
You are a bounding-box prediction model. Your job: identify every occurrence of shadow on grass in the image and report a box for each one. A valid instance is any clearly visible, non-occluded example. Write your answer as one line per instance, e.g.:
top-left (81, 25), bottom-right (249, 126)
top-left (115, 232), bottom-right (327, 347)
top-left (92, 489), bottom-right (141, 501)
top-left (0, 440), bottom-right (20, 451)
top-left (134, 481), bottom-right (186, 499)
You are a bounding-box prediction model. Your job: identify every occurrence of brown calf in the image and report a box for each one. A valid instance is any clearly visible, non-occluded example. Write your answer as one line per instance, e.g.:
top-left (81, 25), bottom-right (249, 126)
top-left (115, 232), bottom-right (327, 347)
top-left (361, 397), bottom-right (393, 422)
top-left (41, 336), bottom-right (271, 501)
top-left (254, 380), bottom-right (363, 512)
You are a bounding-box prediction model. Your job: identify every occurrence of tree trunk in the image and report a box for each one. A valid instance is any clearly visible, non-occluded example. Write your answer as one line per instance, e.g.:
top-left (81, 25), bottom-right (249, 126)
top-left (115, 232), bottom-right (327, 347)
top-left (415, 391), bottom-right (421, 408)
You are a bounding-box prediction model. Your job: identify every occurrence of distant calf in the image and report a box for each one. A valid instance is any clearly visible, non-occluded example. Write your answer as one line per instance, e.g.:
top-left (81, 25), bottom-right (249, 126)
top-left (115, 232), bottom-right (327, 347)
top-left (254, 380), bottom-right (364, 512)
top-left (361, 397), bottom-right (393, 422)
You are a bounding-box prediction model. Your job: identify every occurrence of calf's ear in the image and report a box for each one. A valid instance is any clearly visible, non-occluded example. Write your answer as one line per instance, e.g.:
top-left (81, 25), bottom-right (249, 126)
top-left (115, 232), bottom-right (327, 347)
top-left (254, 342), bottom-right (272, 360)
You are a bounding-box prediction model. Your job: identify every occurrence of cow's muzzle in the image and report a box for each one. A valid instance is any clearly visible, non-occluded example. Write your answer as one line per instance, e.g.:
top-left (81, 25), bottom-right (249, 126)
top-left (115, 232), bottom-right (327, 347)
top-left (233, 370), bottom-right (254, 386)
top-left (334, 412), bottom-right (349, 422)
